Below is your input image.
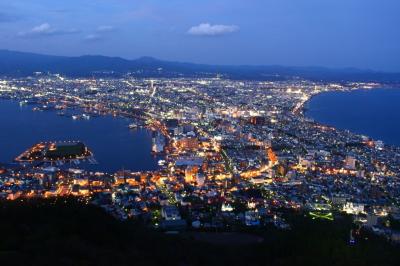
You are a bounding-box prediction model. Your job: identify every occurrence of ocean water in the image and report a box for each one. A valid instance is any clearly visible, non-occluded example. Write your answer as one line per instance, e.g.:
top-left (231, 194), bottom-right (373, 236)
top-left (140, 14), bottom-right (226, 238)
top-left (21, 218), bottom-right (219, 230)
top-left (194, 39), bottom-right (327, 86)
top-left (306, 88), bottom-right (400, 146)
top-left (0, 100), bottom-right (160, 172)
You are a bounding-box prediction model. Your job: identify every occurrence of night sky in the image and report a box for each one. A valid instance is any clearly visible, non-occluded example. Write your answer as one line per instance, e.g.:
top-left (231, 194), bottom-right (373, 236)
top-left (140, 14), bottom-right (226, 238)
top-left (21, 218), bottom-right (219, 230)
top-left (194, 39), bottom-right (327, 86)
top-left (0, 0), bottom-right (399, 71)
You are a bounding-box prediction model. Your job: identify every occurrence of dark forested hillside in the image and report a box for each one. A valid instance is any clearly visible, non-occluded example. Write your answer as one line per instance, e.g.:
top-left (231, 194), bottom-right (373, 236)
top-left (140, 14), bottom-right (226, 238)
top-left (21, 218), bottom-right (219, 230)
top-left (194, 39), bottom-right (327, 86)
top-left (1, 50), bottom-right (400, 83)
top-left (0, 198), bottom-right (399, 266)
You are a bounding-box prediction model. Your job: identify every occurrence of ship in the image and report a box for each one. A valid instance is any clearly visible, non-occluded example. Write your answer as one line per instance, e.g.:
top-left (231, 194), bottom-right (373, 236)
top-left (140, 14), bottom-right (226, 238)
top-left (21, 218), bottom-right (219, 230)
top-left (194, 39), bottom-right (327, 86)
top-left (128, 123), bottom-right (138, 129)
top-left (19, 99), bottom-right (37, 106)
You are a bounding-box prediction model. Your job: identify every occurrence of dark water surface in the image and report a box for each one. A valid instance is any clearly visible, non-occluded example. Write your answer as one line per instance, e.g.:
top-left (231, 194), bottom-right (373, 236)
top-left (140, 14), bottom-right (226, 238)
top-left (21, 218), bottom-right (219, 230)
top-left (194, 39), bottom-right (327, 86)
top-left (306, 88), bottom-right (400, 146)
top-left (0, 100), bottom-right (159, 172)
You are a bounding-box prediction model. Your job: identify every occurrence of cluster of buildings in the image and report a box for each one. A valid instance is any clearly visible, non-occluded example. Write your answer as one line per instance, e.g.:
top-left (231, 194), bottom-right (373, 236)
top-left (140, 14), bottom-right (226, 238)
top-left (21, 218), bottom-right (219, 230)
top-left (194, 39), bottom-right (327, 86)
top-left (0, 75), bottom-right (399, 241)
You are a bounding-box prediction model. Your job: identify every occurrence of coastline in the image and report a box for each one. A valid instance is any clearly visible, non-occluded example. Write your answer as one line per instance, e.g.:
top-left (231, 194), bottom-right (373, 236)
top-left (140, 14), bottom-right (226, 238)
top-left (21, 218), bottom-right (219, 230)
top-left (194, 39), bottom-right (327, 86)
top-left (300, 86), bottom-right (393, 116)
top-left (302, 87), bottom-right (400, 147)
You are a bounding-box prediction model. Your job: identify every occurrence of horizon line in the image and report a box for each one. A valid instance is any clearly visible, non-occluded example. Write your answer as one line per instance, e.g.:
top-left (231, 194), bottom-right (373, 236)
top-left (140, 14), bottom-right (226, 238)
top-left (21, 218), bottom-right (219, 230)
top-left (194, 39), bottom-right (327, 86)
top-left (1, 48), bottom-right (399, 74)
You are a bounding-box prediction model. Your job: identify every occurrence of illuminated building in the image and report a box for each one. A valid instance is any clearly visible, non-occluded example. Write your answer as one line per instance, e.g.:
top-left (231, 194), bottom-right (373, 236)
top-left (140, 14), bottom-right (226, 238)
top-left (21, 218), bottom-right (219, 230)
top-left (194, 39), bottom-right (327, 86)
top-left (343, 202), bottom-right (365, 215)
top-left (152, 133), bottom-right (165, 153)
top-left (161, 205), bottom-right (181, 221)
top-left (196, 172), bottom-right (205, 186)
top-left (176, 137), bottom-right (199, 150)
top-left (267, 147), bottom-right (278, 166)
top-left (345, 156), bottom-right (357, 170)
top-left (249, 116), bottom-right (266, 125)
top-left (185, 165), bottom-right (198, 183)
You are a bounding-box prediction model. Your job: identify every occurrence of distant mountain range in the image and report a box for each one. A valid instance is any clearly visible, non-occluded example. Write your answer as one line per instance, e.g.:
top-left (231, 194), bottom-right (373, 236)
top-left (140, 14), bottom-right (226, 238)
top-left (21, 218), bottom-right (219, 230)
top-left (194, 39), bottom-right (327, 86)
top-left (1, 49), bottom-right (400, 83)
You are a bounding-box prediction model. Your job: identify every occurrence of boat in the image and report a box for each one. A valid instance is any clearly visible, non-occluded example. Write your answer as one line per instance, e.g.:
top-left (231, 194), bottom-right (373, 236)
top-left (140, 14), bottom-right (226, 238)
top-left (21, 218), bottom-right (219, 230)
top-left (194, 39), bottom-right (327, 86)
top-left (82, 114), bottom-right (90, 120)
top-left (128, 123), bottom-right (138, 129)
top-left (41, 105), bottom-right (51, 111)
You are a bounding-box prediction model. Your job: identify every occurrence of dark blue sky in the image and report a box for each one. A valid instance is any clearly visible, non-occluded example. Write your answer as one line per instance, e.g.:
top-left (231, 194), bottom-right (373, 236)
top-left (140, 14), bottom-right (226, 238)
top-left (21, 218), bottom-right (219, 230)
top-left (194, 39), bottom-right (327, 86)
top-left (1, 0), bottom-right (399, 71)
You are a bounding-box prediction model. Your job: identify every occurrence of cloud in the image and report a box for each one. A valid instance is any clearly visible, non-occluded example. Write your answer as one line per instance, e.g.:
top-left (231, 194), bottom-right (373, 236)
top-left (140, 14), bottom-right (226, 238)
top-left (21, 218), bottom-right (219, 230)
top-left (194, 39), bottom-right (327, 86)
top-left (18, 23), bottom-right (79, 37)
top-left (84, 34), bottom-right (103, 41)
top-left (96, 25), bottom-right (115, 33)
top-left (84, 25), bottom-right (116, 42)
top-left (188, 23), bottom-right (239, 36)
top-left (29, 23), bottom-right (52, 34)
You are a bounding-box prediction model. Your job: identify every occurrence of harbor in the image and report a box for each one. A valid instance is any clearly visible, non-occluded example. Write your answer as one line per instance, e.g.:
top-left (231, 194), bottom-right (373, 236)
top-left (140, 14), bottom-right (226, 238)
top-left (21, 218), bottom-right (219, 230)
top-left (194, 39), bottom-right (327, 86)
top-left (0, 100), bottom-right (161, 173)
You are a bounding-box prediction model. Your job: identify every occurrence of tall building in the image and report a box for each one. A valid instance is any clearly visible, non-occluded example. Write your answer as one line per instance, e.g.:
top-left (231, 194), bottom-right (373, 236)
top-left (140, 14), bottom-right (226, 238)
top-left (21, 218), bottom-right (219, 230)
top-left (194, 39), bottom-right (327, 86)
top-left (152, 133), bottom-right (165, 153)
top-left (149, 80), bottom-right (156, 97)
top-left (345, 156), bottom-right (357, 170)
